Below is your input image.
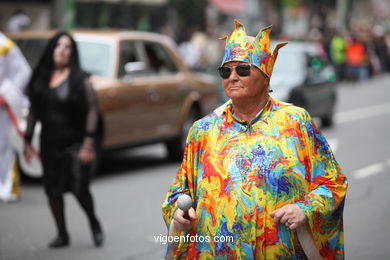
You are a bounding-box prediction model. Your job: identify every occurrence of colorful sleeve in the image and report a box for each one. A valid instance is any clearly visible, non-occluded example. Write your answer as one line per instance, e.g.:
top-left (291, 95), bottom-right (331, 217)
top-left (294, 110), bottom-right (348, 258)
top-left (161, 124), bottom-right (199, 259)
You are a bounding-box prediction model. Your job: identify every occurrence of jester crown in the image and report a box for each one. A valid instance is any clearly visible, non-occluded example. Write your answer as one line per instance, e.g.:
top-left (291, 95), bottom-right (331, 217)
top-left (221, 20), bottom-right (287, 78)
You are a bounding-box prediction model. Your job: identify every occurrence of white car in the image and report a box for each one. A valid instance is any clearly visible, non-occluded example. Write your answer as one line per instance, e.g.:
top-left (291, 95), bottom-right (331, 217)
top-left (270, 41), bottom-right (337, 127)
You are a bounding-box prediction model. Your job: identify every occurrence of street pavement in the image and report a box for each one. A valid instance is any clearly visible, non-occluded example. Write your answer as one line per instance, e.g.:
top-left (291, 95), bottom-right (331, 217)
top-left (322, 75), bottom-right (390, 260)
top-left (1, 75), bottom-right (390, 260)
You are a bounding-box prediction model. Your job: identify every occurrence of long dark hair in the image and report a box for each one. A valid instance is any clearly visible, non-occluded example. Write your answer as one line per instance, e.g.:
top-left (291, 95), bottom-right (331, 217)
top-left (26, 31), bottom-right (88, 120)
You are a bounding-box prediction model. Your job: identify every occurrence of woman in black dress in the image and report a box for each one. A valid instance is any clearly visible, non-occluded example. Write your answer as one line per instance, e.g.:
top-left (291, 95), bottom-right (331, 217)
top-left (24, 31), bottom-right (103, 248)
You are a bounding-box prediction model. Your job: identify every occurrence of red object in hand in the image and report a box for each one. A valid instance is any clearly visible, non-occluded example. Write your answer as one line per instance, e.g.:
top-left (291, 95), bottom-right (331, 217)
top-left (2, 97), bottom-right (41, 159)
top-left (0, 95), bottom-right (8, 108)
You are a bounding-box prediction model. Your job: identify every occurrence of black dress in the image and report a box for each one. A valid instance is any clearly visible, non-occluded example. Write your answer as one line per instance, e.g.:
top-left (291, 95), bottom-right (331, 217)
top-left (26, 74), bottom-right (101, 197)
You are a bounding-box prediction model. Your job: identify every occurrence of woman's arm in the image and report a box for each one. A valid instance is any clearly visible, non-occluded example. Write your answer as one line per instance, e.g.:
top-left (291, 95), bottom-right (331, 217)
top-left (23, 110), bottom-right (37, 162)
top-left (79, 77), bottom-right (99, 163)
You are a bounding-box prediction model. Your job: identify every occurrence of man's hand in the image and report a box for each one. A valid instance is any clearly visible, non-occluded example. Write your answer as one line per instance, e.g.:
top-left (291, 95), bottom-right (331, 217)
top-left (0, 95), bottom-right (8, 108)
top-left (270, 204), bottom-right (307, 230)
top-left (172, 207), bottom-right (196, 232)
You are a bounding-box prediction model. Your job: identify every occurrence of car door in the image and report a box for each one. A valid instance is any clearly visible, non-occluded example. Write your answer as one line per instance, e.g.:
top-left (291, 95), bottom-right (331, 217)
top-left (100, 39), bottom-right (156, 146)
top-left (136, 41), bottom-right (189, 139)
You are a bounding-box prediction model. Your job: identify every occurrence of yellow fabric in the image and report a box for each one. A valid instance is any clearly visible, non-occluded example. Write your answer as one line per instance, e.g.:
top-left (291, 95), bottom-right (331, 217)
top-left (0, 36), bottom-right (15, 56)
top-left (11, 159), bottom-right (20, 197)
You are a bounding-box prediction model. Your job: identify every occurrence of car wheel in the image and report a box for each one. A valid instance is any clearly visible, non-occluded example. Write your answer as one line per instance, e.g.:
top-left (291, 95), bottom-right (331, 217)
top-left (166, 107), bottom-right (200, 161)
top-left (321, 100), bottom-right (335, 127)
top-left (321, 109), bottom-right (334, 127)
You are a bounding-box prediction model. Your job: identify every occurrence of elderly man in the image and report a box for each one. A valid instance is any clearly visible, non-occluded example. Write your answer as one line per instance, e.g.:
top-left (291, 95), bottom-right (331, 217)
top-left (162, 21), bottom-right (347, 259)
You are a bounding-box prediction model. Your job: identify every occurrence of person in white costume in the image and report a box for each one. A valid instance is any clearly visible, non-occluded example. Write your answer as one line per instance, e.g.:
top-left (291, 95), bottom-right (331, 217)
top-left (0, 32), bottom-right (31, 202)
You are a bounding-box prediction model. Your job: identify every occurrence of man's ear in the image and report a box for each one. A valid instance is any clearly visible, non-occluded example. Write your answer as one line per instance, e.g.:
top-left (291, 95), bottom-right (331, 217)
top-left (264, 75), bottom-right (270, 87)
top-left (264, 75), bottom-right (272, 92)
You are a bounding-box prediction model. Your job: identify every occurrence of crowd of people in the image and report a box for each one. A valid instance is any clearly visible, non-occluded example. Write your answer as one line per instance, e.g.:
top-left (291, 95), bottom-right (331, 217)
top-left (175, 23), bottom-right (390, 85)
top-left (322, 27), bottom-right (390, 82)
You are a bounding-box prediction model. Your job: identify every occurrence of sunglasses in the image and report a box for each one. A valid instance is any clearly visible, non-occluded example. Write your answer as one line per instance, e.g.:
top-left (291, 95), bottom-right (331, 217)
top-left (218, 64), bottom-right (251, 79)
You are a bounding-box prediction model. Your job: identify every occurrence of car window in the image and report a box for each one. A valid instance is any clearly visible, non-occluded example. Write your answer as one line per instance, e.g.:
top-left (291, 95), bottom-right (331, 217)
top-left (270, 50), bottom-right (306, 89)
top-left (76, 40), bottom-right (112, 77)
top-left (13, 38), bottom-right (48, 68)
top-left (306, 55), bottom-right (336, 85)
top-left (142, 41), bottom-right (178, 75)
top-left (118, 40), bottom-right (144, 79)
top-left (272, 51), bottom-right (305, 78)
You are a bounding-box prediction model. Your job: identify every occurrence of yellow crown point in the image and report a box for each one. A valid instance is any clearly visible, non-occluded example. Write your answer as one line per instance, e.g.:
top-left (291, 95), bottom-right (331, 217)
top-left (221, 20), bottom-right (287, 77)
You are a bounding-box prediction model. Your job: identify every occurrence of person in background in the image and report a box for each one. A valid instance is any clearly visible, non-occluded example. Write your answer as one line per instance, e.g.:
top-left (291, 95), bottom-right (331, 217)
top-left (178, 29), bottom-right (202, 71)
top-left (162, 20), bottom-right (347, 259)
top-left (346, 36), bottom-right (370, 81)
top-left (330, 31), bottom-right (347, 81)
top-left (373, 26), bottom-right (390, 74)
top-left (24, 31), bottom-right (104, 248)
top-left (0, 32), bottom-right (31, 202)
top-left (6, 9), bottom-right (31, 33)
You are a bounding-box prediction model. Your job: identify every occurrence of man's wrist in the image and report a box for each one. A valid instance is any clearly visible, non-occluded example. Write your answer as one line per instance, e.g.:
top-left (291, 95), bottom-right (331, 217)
top-left (295, 201), bottom-right (312, 223)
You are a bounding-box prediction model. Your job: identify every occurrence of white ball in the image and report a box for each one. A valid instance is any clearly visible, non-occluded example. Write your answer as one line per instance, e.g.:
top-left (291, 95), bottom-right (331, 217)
top-left (177, 194), bottom-right (192, 211)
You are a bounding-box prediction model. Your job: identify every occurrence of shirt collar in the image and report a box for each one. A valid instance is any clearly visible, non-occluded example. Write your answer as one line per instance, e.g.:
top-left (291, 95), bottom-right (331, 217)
top-left (224, 97), bottom-right (271, 125)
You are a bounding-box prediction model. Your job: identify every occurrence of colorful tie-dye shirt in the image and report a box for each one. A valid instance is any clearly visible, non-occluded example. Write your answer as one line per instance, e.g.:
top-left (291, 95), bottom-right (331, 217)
top-left (162, 97), bottom-right (347, 259)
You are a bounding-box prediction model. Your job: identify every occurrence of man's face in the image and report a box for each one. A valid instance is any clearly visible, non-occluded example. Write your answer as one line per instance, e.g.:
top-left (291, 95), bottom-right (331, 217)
top-left (221, 61), bottom-right (269, 101)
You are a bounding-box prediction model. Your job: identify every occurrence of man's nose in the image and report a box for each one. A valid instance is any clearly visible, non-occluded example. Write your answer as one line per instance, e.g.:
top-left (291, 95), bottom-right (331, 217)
top-left (229, 69), bottom-right (239, 80)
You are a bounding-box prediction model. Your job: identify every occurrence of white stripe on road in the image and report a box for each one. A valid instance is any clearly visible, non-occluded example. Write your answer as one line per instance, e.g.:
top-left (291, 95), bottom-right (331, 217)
top-left (333, 104), bottom-right (390, 179)
top-left (353, 162), bottom-right (386, 179)
top-left (335, 102), bottom-right (390, 124)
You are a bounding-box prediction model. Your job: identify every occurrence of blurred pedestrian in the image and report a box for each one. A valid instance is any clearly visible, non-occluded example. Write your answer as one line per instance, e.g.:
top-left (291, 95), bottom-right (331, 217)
top-left (162, 20), bottom-right (348, 259)
top-left (6, 9), bottom-right (31, 33)
top-left (178, 29), bottom-right (202, 71)
top-left (330, 32), bottom-right (347, 81)
top-left (0, 32), bottom-right (31, 202)
top-left (346, 36), bottom-right (370, 81)
top-left (373, 26), bottom-right (390, 73)
top-left (199, 30), bottom-right (223, 74)
top-left (24, 31), bottom-right (104, 248)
